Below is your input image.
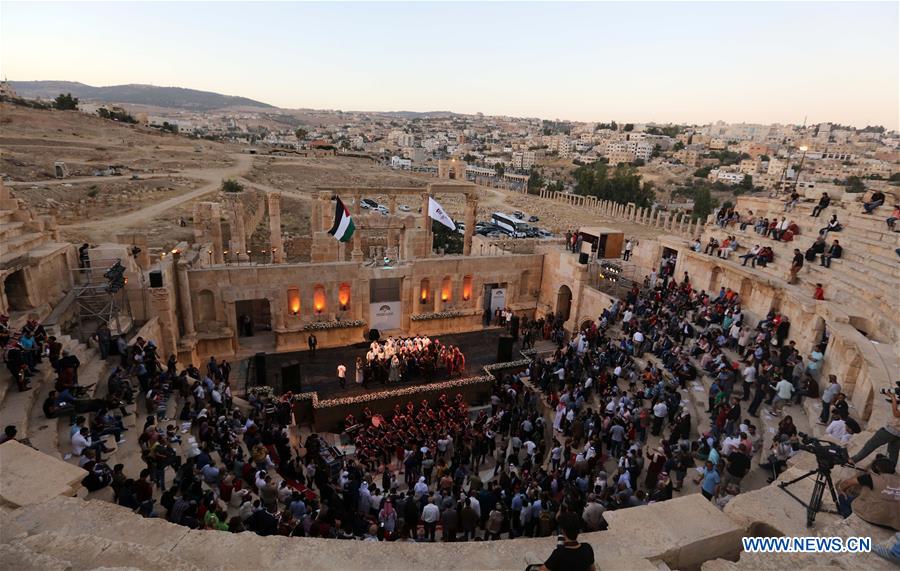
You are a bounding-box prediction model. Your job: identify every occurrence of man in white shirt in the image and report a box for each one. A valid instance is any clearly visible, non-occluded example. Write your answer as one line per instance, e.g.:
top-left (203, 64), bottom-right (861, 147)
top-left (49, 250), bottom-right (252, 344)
top-left (652, 401), bottom-right (668, 436)
top-left (632, 330), bottom-right (645, 357)
top-left (825, 414), bottom-right (851, 444)
top-left (421, 498), bottom-right (440, 541)
top-left (770, 378), bottom-right (794, 415)
top-left (741, 364), bottom-right (757, 400)
top-left (337, 363), bottom-right (347, 388)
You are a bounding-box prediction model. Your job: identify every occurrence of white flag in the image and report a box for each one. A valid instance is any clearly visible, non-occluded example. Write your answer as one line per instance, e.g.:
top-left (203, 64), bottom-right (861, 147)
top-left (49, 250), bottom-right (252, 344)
top-left (427, 197), bottom-right (457, 231)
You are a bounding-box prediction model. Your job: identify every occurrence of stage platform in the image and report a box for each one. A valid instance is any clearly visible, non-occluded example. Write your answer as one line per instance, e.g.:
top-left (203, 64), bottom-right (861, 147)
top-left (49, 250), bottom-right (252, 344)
top-left (252, 328), bottom-right (522, 401)
top-left (241, 328), bottom-right (535, 431)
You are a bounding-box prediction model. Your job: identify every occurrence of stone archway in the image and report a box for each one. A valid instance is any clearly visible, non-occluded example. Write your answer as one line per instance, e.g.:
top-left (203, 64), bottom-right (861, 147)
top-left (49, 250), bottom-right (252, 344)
top-left (556, 285), bottom-right (572, 322)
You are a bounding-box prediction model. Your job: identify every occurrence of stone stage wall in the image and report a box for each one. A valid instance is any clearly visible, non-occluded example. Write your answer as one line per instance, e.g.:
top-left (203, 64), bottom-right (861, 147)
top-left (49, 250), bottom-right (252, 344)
top-left (291, 374), bottom-right (496, 432)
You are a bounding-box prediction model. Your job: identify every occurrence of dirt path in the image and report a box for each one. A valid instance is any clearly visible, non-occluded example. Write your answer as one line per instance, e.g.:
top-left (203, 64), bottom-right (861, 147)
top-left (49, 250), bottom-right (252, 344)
top-left (5, 172), bottom-right (177, 187)
top-left (62, 153), bottom-right (253, 232)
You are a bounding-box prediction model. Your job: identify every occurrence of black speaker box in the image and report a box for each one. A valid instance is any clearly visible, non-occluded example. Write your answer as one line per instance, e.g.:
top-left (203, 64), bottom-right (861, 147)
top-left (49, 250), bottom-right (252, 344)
top-left (497, 335), bottom-right (514, 363)
top-left (281, 362), bottom-right (302, 393)
top-left (509, 315), bottom-right (520, 340)
top-left (253, 352), bottom-right (267, 387)
top-left (579, 252), bottom-right (589, 264)
top-left (149, 270), bottom-right (163, 288)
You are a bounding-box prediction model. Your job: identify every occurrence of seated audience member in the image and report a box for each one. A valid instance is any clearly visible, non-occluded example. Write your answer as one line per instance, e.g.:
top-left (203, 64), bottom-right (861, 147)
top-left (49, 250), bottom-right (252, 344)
top-left (811, 192), bottom-right (830, 217)
top-left (862, 190), bottom-right (885, 214)
top-left (819, 214), bottom-right (842, 236)
top-left (887, 204), bottom-right (900, 231)
top-left (820, 239), bottom-right (842, 268)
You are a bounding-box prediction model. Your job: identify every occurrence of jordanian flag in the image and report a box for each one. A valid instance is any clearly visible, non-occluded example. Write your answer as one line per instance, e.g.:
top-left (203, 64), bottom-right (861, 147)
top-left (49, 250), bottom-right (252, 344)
top-left (328, 197), bottom-right (355, 242)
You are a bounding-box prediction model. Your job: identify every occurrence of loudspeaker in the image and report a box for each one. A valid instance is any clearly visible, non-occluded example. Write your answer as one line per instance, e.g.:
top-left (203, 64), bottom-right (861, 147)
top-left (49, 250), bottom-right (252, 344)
top-left (497, 335), bottom-right (514, 363)
top-left (253, 352), bottom-right (267, 387)
top-left (509, 315), bottom-right (520, 340)
top-left (368, 328), bottom-right (381, 342)
top-left (578, 252), bottom-right (589, 264)
top-left (281, 362), bottom-right (302, 393)
top-left (149, 270), bottom-right (163, 288)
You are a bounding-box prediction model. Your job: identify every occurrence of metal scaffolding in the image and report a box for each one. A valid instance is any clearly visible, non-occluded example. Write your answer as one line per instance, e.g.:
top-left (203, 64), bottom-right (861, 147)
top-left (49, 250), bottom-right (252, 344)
top-left (70, 259), bottom-right (134, 341)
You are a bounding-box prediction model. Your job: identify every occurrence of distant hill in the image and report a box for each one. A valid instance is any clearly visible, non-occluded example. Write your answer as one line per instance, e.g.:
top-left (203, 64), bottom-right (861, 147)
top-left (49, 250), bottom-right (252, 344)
top-left (9, 81), bottom-right (275, 111)
top-left (376, 111), bottom-right (461, 119)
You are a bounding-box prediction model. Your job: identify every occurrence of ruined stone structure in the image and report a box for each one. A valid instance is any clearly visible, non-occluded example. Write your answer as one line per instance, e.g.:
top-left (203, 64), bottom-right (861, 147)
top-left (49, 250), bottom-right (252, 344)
top-left (0, 179), bottom-right (897, 570)
top-left (0, 181), bottom-right (74, 323)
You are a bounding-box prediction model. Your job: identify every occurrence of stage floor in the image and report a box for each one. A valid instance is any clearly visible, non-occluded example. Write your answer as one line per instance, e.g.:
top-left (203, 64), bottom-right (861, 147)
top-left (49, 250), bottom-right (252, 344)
top-left (257, 328), bottom-right (523, 401)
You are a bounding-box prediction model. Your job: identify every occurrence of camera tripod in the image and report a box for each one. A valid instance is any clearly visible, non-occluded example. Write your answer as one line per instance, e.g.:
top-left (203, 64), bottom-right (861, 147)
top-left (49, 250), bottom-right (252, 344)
top-left (778, 467), bottom-right (839, 527)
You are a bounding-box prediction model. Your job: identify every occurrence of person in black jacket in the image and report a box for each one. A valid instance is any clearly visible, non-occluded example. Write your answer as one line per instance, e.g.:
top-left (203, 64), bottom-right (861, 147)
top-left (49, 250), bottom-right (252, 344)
top-left (820, 239), bottom-right (843, 268)
top-left (811, 192), bottom-right (830, 217)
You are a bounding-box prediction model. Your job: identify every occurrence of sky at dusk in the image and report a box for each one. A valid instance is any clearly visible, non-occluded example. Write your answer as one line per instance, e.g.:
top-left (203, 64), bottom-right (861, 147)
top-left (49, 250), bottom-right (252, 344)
top-left (2, 1), bottom-right (898, 129)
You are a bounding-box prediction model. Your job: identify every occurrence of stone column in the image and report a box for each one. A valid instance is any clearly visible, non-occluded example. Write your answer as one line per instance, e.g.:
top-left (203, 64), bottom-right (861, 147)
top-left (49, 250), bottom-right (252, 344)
top-left (173, 256), bottom-right (195, 337)
top-left (463, 194), bottom-right (477, 256)
top-left (351, 193), bottom-right (363, 262)
top-left (227, 198), bottom-right (248, 262)
top-left (421, 191), bottom-right (432, 257)
top-left (268, 192), bottom-right (285, 263)
top-left (193, 202), bottom-right (224, 264)
top-left (388, 194), bottom-right (397, 215)
top-left (148, 288), bottom-right (178, 359)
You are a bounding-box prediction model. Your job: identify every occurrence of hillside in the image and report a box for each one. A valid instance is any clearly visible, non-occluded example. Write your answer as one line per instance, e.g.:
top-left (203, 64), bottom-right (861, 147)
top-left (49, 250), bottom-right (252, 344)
top-left (9, 81), bottom-right (275, 111)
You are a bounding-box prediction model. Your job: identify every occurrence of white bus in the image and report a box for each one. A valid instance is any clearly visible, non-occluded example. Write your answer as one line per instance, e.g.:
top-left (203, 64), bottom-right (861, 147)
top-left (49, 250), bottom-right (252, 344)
top-left (491, 212), bottom-right (528, 238)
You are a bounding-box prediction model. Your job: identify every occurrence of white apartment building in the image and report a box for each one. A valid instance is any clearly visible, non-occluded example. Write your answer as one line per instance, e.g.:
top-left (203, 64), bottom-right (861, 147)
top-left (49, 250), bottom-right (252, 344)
top-left (511, 151), bottom-right (535, 171)
top-left (708, 169), bottom-right (744, 185)
top-left (390, 156), bottom-right (412, 169)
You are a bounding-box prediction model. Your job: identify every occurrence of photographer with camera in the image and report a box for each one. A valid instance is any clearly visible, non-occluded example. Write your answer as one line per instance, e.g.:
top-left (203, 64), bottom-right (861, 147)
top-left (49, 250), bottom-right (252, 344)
top-left (848, 385), bottom-right (900, 471)
top-left (836, 455), bottom-right (900, 531)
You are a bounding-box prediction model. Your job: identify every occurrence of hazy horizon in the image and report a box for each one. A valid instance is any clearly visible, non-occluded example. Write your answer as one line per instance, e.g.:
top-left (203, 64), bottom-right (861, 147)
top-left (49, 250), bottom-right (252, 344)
top-left (2, 1), bottom-right (898, 129)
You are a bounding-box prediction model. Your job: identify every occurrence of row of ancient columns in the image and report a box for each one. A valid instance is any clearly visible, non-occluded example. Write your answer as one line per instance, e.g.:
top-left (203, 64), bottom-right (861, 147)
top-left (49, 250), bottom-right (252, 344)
top-left (218, 193), bottom-right (285, 264)
top-left (535, 189), bottom-right (708, 238)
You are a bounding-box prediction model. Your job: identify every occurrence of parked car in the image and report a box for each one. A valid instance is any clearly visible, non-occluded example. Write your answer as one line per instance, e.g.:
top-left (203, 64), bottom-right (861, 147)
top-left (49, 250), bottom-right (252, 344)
top-left (513, 210), bottom-right (525, 219)
top-left (361, 198), bottom-right (378, 209)
top-left (398, 204), bottom-right (411, 212)
top-left (537, 229), bottom-right (553, 238)
top-left (528, 215), bottom-right (539, 222)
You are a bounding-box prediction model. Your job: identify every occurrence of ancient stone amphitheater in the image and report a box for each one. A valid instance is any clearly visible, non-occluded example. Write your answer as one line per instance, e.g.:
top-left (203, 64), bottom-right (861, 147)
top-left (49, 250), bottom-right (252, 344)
top-left (1, 186), bottom-right (897, 570)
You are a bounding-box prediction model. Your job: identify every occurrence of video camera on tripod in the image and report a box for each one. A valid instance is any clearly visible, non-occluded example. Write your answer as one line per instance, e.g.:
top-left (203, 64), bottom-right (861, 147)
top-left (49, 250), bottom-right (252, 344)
top-left (780, 432), bottom-right (852, 527)
top-left (796, 431), bottom-right (850, 470)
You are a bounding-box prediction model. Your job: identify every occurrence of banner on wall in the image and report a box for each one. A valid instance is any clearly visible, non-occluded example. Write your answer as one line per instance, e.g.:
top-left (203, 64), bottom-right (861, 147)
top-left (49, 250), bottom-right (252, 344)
top-left (490, 288), bottom-right (506, 313)
top-left (369, 301), bottom-right (401, 331)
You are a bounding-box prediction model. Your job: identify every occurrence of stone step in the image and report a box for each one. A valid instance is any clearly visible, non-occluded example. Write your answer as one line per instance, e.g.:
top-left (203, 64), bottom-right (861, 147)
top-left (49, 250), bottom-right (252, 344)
top-left (0, 210), bottom-right (14, 225)
top-left (0, 221), bottom-right (25, 242)
top-left (0, 232), bottom-right (49, 265)
top-left (7, 531), bottom-right (200, 571)
top-left (29, 344), bottom-right (106, 460)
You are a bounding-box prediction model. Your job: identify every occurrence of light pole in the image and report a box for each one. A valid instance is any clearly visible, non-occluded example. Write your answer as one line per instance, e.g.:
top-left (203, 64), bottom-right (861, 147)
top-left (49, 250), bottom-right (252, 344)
top-left (793, 145), bottom-right (808, 191)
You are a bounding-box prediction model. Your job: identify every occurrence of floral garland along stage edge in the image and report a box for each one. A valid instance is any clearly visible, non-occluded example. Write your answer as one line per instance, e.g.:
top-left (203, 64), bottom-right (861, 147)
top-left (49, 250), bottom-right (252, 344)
top-left (301, 319), bottom-right (366, 332)
top-left (410, 310), bottom-right (465, 322)
top-left (312, 375), bottom-right (495, 408)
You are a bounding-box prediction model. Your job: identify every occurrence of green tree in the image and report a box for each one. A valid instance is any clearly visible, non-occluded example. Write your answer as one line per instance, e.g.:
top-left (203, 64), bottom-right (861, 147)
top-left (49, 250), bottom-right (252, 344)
top-left (673, 141), bottom-right (685, 152)
top-left (221, 179), bottom-right (244, 193)
top-left (692, 187), bottom-right (715, 220)
top-left (889, 172), bottom-right (900, 182)
top-left (295, 128), bottom-right (308, 141)
top-left (845, 176), bottom-right (866, 193)
top-left (651, 144), bottom-right (662, 158)
top-left (740, 174), bottom-right (753, 191)
top-left (623, 123), bottom-right (634, 132)
top-left (54, 93), bottom-right (79, 110)
top-left (759, 154), bottom-right (770, 162)
top-left (494, 162), bottom-right (505, 177)
top-left (431, 221), bottom-right (462, 254)
top-left (693, 166), bottom-right (712, 178)
top-left (572, 162), bottom-right (654, 208)
top-left (527, 169), bottom-right (545, 194)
